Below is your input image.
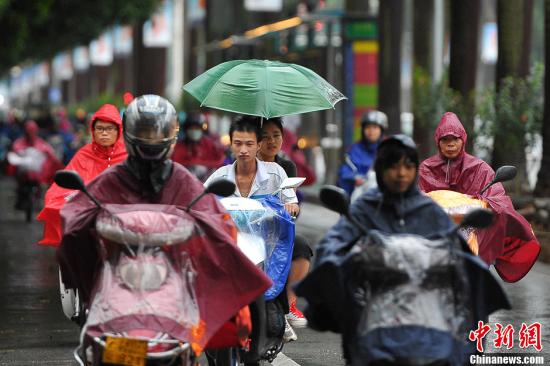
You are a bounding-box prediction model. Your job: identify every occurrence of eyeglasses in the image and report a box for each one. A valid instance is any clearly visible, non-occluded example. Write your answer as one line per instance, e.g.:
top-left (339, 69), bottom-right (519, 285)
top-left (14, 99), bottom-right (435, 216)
top-left (94, 126), bottom-right (118, 133)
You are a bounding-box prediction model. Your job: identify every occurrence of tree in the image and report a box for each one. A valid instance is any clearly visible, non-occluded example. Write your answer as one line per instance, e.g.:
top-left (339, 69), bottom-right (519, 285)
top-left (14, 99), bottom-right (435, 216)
top-left (491, 0), bottom-right (534, 188)
top-left (378, 0), bottom-right (403, 134)
top-left (412, 0), bottom-right (435, 159)
top-left (0, 0), bottom-right (159, 75)
top-left (448, 0), bottom-right (480, 152)
top-left (535, 0), bottom-right (550, 196)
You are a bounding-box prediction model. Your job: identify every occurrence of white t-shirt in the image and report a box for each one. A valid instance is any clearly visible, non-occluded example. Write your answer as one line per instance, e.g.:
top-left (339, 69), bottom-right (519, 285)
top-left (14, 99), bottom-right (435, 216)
top-left (204, 158), bottom-right (298, 204)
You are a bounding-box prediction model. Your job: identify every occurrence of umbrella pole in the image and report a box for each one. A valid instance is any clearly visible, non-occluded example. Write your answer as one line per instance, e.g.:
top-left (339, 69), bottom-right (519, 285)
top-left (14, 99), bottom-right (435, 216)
top-left (260, 117), bottom-right (263, 128)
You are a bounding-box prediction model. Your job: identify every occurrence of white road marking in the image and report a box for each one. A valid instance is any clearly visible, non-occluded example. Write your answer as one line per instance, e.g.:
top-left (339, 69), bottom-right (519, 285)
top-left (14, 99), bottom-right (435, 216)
top-left (271, 352), bottom-right (300, 366)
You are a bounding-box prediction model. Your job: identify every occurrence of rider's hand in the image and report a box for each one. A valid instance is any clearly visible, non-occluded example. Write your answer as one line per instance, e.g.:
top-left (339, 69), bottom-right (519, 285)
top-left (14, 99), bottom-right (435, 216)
top-left (284, 203), bottom-right (300, 218)
top-left (354, 177), bottom-right (365, 186)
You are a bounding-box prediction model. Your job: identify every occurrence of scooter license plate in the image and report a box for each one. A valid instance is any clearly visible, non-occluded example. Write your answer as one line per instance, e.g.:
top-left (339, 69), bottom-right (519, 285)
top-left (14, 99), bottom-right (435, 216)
top-left (102, 336), bottom-right (147, 366)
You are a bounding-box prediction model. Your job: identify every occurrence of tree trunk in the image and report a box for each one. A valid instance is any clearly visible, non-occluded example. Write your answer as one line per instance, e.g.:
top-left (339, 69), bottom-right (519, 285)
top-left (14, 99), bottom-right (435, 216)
top-left (449, 0), bottom-right (480, 152)
top-left (413, 0), bottom-right (434, 160)
top-left (534, 0), bottom-right (550, 196)
top-left (378, 0), bottom-right (403, 134)
top-left (492, 0), bottom-right (533, 191)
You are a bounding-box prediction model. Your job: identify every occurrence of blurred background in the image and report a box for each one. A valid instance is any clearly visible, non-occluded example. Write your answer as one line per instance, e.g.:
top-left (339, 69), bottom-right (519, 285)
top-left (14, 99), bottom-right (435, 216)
top-left (0, 0), bottom-right (548, 197)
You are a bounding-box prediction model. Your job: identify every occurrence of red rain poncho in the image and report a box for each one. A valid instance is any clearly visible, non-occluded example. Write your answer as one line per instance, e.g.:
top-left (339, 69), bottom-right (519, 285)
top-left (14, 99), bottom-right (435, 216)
top-left (419, 112), bottom-right (540, 282)
top-left (172, 136), bottom-right (225, 169)
top-left (37, 104), bottom-right (127, 246)
top-left (9, 121), bottom-right (63, 183)
top-left (58, 163), bottom-right (271, 352)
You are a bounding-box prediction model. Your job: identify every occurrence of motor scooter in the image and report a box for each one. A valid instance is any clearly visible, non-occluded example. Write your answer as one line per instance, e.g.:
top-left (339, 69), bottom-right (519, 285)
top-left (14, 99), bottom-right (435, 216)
top-left (427, 165), bottom-right (517, 255)
top-left (54, 170), bottom-right (270, 366)
top-left (295, 185), bottom-right (511, 366)
top-left (211, 177), bottom-right (305, 366)
top-left (7, 147), bottom-right (46, 222)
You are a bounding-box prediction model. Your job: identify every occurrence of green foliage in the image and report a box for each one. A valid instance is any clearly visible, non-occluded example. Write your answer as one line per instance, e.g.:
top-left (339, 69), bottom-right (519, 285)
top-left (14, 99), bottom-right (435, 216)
top-left (0, 0), bottom-right (161, 75)
top-left (67, 91), bottom-right (123, 117)
top-left (476, 63), bottom-right (544, 154)
top-left (412, 66), bottom-right (465, 131)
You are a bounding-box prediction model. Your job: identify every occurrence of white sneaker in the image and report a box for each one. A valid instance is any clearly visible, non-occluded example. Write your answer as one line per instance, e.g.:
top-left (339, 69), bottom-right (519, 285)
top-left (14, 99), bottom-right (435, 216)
top-left (286, 301), bottom-right (308, 328)
top-left (283, 318), bottom-right (297, 343)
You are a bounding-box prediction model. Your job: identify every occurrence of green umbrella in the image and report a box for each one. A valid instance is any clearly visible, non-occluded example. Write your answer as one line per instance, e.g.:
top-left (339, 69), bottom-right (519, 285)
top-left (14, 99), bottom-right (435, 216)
top-left (183, 59), bottom-right (346, 119)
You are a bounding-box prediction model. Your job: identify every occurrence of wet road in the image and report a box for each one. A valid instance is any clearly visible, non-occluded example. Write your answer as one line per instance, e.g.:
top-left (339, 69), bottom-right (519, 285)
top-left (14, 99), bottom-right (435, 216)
top-left (0, 178), bottom-right (78, 365)
top-left (0, 176), bottom-right (548, 365)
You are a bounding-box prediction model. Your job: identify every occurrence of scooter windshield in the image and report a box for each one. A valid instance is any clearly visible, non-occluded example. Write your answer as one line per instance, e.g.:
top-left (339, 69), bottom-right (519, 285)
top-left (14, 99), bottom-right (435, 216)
top-left (84, 205), bottom-right (200, 342)
top-left (222, 195), bottom-right (294, 300)
top-left (356, 231), bottom-right (471, 337)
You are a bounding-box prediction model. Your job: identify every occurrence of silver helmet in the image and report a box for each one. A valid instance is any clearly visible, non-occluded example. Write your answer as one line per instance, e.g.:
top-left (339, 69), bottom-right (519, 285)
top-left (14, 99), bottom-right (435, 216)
top-left (123, 95), bottom-right (179, 161)
top-left (361, 110), bottom-right (388, 130)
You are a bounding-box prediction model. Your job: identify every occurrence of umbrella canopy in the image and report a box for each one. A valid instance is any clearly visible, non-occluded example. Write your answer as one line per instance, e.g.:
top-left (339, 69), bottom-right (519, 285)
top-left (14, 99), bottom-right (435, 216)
top-left (183, 59), bottom-right (346, 119)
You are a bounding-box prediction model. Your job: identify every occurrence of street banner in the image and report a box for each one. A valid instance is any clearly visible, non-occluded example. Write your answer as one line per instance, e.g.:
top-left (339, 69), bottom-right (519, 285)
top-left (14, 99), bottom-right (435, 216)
top-left (73, 46), bottom-right (90, 71)
top-left (481, 22), bottom-right (497, 64)
top-left (187, 0), bottom-right (205, 23)
top-left (245, 0), bottom-right (282, 11)
top-left (143, 0), bottom-right (173, 47)
top-left (113, 25), bottom-right (133, 55)
top-left (90, 33), bottom-right (114, 66)
top-left (53, 52), bottom-right (73, 80)
top-left (36, 62), bottom-right (50, 86)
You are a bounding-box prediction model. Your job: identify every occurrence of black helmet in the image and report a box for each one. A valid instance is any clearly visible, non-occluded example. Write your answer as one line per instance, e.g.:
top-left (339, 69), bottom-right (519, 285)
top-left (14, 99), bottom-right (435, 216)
top-left (361, 110), bottom-right (388, 130)
top-left (123, 95), bottom-right (179, 161)
top-left (184, 113), bottom-right (203, 129)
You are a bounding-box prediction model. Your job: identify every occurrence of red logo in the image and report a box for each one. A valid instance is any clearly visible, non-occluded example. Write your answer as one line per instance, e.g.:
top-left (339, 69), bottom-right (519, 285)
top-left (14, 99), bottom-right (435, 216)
top-left (518, 322), bottom-right (542, 351)
top-left (493, 323), bottom-right (514, 349)
top-left (469, 321), bottom-right (491, 352)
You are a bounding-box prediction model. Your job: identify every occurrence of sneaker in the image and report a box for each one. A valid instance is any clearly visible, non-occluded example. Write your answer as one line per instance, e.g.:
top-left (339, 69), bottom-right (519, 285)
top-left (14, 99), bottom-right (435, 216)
top-left (283, 318), bottom-right (297, 343)
top-left (286, 301), bottom-right (308, 328)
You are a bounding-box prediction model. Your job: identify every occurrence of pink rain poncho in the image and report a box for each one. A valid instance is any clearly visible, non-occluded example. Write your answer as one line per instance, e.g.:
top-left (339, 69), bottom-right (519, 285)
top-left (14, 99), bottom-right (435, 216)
top-left (418, 112), bottom-right (540, 282)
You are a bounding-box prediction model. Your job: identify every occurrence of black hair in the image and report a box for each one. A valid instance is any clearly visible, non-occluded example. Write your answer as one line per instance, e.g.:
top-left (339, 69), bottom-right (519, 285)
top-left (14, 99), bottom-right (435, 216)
top-left (373, 140), bottom-right (419, 194)
top-left (230, 115), bottom-right (263, 142)
top-left (374, 140), bottom-right (419, 174)
top-left (184, 113), bottom-right (202, 129)
top-left (262, 117), bottom-right (284, 135)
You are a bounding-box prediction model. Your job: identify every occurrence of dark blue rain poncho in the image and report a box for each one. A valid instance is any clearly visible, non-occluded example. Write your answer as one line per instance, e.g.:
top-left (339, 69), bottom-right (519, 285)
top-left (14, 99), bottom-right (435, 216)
top-left (337, 140), bottom-right (379, 196)
top-left (296, 135), bottom-right (510, 366)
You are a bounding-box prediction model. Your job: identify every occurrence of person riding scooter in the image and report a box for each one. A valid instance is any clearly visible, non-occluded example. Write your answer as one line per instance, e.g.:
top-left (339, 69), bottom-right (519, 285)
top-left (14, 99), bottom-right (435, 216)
top-left (171, 113), bottom-right (225, 182)
top-left (337, 110), bottom-right (387, 196)
top-left (296, 135), bottom-right (510, 366)
top-left (418, 112), bottom-right (540, 282)
top-left (37, 103), bottom-right (127, 246)
top-left (58, 96), bottom-right (271, 354)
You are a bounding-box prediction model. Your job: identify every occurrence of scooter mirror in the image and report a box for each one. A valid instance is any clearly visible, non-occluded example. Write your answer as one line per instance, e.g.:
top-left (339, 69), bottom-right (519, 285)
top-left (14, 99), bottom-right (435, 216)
top-left (54, 170), bottom-right (102, 208)
top-left (320, 185), bottom-right (350, 217)
top-left (280, 177), bottom-right (306, 191)
top-left (493, 165), bottom-right (517, 184)
top-left (459, 209), bottom-right (493, 229)
top-left (54, 170), bottom-right (86, 191)
top-left (479, 166), bottom-right (517, 195)
top-left (205, 178), bottom-right (236, 197)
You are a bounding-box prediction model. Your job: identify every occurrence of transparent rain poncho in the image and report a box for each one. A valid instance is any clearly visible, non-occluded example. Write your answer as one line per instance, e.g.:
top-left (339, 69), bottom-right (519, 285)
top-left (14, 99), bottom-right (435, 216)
top-left (223, 195), bottom-right (295, 300)
top-left (83, 205), bottom-right (200, 344)
top-left (348, 230), bottom-right (473, 365)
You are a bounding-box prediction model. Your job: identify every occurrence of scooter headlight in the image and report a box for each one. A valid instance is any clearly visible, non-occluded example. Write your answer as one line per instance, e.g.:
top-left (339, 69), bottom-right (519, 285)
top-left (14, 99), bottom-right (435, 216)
top-left (118, 256), bottom-right (168, 291)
